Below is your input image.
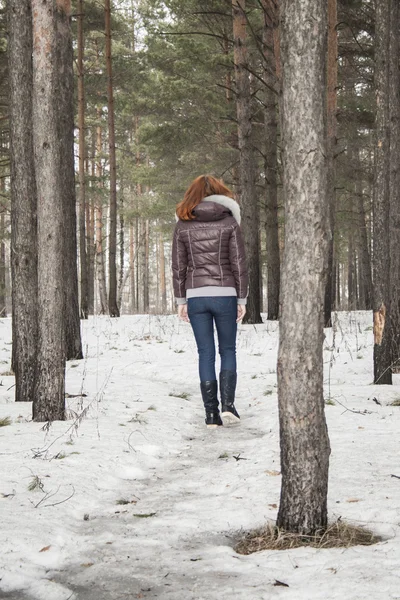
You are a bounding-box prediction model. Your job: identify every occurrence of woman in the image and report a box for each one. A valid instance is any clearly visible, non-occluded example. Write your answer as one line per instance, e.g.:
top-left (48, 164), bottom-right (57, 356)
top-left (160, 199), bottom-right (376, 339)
top-left (172, 175), bottom-right (249, 428)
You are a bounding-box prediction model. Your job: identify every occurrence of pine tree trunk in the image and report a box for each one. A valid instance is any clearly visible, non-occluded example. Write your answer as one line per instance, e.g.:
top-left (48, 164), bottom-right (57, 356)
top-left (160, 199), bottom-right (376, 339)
top-left (159, 233), bottom-right (167, 314)
top-left (135, 215), bottom-right (139, 311)
top-left (355, 153), bottom-right (372, 310)
top-left (87, 150), bottom-right (95, 314)
top-left (118, 193), bottom-right (124, 311)
top-left (324, 0), bottom-right (338, 327)
top-left (144, 219), bottom-right (150, 312)
top-left (388, 0), bottom-right (400, 370)
top-left (32, 0), bottom-right (66, 421)
top-left (129, 220), bottom-right (136, 313)
top-left (277, 0), bottom-right (330, 534)
top-left (105, 0), bottom-right (119, 317)
top-left (9, 0), bottom-right (38, 402)
top-left (373, 0), bottom-right (392, 385)
top-left (347, 194), bottom-right (356, 310)
top-left (0, 179), bottom-right (7, 317)
top-left (263, 12), bottom-right (280, 321)
top-left (77, 0), bottom-right (88, 319)
top-left (57, 0), bottom-right (83, 361)
top-left (232, 0), bottom-right (262, 324)
top-left (336, 257), bottom-right (341, 309)
top-left (95, 121), bottom-right (108, 315)
top-left (332, 250), bottom-right (337, 310)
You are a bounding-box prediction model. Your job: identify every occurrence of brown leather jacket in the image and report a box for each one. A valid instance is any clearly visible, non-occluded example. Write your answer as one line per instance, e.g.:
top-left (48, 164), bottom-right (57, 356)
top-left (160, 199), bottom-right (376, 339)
top-left (172, 195), bottom-right (248, 301)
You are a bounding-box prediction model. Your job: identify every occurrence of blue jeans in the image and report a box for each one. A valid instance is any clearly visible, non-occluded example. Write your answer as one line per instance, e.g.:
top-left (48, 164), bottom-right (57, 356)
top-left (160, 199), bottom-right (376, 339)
top-left (187, 296), bottom-right (237, 382)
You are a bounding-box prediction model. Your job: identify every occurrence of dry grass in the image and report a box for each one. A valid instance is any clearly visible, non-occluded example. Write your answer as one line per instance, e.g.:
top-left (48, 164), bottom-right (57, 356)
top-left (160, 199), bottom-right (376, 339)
top-left (234, 520), bottom-right (381, 555)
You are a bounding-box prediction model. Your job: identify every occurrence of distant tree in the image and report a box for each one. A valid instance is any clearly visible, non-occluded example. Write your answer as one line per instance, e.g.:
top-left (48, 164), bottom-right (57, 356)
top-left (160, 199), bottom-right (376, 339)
top-left (32, 0), bottom-right (66, 420)
top-left (262, 1), bottom-right (280, 320)
top-left (9, 0), bottom-right (38, 403)
top-left (277, 0), bottom-right (331, 534)
top-left (105, 0), bottom-right (119, 317)
top-left (232, 0), bottom-right (262, 324)
top-left (324, 0), bottom-right (338, 327)
top-left (57, 0), bottom-right (83, 359)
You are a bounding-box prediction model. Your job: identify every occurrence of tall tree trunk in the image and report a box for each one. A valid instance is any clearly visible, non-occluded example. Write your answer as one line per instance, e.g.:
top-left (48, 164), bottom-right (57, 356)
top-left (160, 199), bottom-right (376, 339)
top-left (388, 0), bottom-right (400, 371)
top-left (105, 0), bottom-right (119, 317)
top-left (129, 220), bottom-right (136, 313)
top-left (135, 215), bottom-right (139, 311)
top-left (77, 0), bottom-right (88, 319)
top-left (159, 233), bottom-right (167, 314)
top-left (332, 250), bottom-right (338, 310)
top-left (144, 218), bottom-right (150, 312)
top-left (57, 0), bottom-right (83, 360)
top-left (118, 192), bottom-right (124, 311)
top-left (87, 141), bottom-right (95, 314)
top-left (95, 119), bottom-right (108, 315)
top-left (373, 0), bottom-right (392, 385)
top-left (32, 0), bottom-right (65, 420)
top-left (9, 0), bottom-right (38, 402)
top-left (0, 179), bottom-right (7, 317)
top-left (277, 0), bottom-right (330, 534)
top-left (324, 0), bottom-right (338, 327)
top-left (335, 256), bottom-right (341, 309)
top-left (347, 194), bottom-right (356, 310)
top-left (355, 149), bottom-right (373, 310)
top-left (232, 0), bottom-right (262, 323)
top-left (263, 10), bottom-right (280, 321)
top-left (138, 217), bottom-right (149, 313)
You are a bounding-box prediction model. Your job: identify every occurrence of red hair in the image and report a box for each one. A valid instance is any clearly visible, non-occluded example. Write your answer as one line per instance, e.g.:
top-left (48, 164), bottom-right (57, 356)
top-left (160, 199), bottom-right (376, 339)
top-left (176, 175), bottom-right (234, 221)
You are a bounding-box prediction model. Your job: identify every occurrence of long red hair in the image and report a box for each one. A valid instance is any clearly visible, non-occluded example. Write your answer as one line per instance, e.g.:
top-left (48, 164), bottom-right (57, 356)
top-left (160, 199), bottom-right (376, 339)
top-left (176, 175), bottom-right (234, 221)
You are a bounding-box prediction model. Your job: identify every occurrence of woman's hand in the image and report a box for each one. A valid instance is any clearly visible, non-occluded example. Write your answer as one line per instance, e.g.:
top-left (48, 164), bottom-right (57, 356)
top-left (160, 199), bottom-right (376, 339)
top-left (237, 304), bottom-right (246, 323)
top-left (178, 304), bottom-right (190, 322)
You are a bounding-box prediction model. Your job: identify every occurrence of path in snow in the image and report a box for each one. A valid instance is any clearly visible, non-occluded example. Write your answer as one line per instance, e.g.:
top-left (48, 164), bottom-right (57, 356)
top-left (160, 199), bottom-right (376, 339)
top-left (1, 313), bottom-right (400, 600)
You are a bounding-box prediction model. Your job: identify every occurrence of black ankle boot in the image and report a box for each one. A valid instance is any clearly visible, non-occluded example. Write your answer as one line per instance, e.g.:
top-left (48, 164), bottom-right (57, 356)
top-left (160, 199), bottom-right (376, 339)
top-left (200, 380), bottom-right (223, 428)
top-left (220, 370), bottom-right (240, 424)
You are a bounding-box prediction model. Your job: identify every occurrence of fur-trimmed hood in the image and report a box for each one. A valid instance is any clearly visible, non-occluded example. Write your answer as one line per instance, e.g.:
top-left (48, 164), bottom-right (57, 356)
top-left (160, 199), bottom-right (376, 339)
top-left (176, 194), bottom-right (241, 225)
top-left (201, 195), bottom-right (241, 225)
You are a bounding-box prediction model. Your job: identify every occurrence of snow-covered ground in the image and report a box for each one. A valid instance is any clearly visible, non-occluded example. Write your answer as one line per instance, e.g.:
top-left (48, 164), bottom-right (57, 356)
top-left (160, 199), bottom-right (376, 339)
top-left (0, 312), bottom-right (399, 600)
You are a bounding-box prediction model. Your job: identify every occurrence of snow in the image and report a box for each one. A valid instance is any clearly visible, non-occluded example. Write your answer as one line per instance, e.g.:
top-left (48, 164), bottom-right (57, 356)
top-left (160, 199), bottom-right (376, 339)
top-left (0, 312), bottom-right (399, 600)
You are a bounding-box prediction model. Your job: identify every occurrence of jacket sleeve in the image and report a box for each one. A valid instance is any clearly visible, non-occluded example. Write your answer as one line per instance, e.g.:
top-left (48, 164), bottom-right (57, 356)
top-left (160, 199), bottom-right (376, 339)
top-left (172, 225), bottom-right (188, 303)
top-left (229, 223), bottom-right (249, 304)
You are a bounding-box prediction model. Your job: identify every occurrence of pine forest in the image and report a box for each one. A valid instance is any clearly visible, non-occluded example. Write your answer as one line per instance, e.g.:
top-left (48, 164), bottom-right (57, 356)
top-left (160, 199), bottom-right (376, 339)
top-left (1, 1), bottom-right (400, 598)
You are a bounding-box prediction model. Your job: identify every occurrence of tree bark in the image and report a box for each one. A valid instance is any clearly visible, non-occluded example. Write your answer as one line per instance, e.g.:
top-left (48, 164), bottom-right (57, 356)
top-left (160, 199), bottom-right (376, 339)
top-left (347, 193), bottom-right (356, 310)
top-left (9, 0), bottom-right (38, 402)
top-left (129, 220), bottom-right (136, 313)
top-left (105, 0), bottom-right (119, 317)
top-left (388, 0), bottom-right (400, 370)
top-left (77, 0), bottom-right (88, 320)
top-left (324, 0), bottom-right (338, 327)
top-left (355, 149), bottom-right (373, 310)
top-left (144, 218), bottom-right (150, 312)
top-left (277, 0), bottom-right (331, 534)
top-left (159, 233), bottom-right (167, 314)
top-left (118, 192), bottom-right (124, 312)
top-left (232, 0), bottom-right (262, 323)
top-left (95, 118), bottom-right (108, 315)
top-left (87, 144), bottom-right (95, 314)
top-left (263, 11), bottom-right (280, 321)
top-left (0, 180), bottom-right (7, 318)
top-left (373, 0), bottom-right (392, 384)
top-left (57, 0), bottom-right (83, 360)
top-left (32, 0), bottom-right (66, 420)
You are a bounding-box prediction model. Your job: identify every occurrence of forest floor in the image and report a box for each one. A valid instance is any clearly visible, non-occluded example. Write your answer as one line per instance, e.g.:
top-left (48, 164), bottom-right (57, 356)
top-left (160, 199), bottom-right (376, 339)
top-left (0, 312), bottom-right (399, 600)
